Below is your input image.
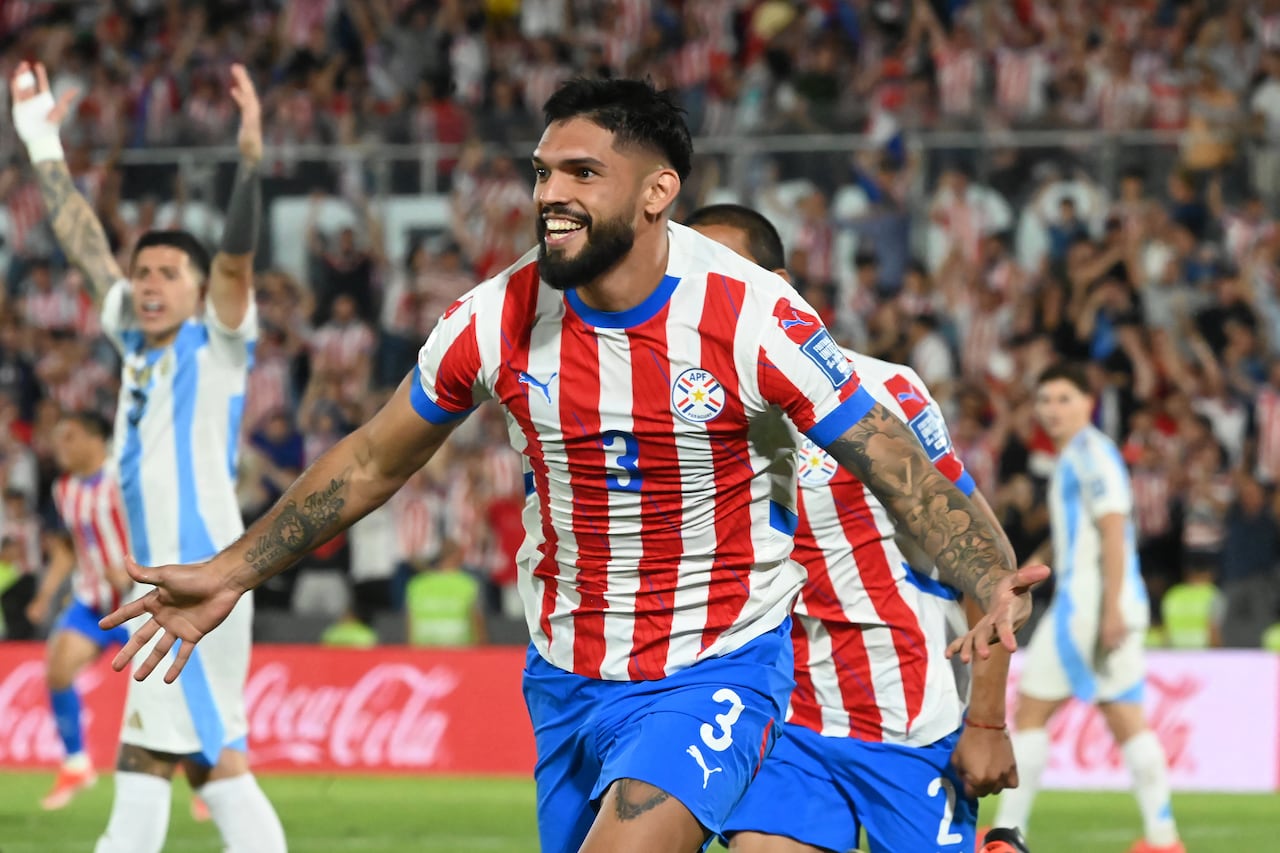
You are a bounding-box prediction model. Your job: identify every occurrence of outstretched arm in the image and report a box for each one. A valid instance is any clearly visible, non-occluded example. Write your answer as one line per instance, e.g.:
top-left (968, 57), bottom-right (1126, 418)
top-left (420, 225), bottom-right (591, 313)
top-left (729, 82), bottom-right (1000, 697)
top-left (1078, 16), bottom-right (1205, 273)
top-left (207, 64), bottom-right (263, 330)
top-left (104, 373), bottom-right (461, 681)
top-left (824, 402), bottom-right (1048, 656)
top-left (11, 62), bottom-right (123, 304)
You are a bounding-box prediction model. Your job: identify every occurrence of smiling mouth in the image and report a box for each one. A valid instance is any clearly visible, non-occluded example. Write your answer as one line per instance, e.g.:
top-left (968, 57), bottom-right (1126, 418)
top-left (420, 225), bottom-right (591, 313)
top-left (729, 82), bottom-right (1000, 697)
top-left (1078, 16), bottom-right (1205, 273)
top-left (542, 216), bottom-right (587, 245)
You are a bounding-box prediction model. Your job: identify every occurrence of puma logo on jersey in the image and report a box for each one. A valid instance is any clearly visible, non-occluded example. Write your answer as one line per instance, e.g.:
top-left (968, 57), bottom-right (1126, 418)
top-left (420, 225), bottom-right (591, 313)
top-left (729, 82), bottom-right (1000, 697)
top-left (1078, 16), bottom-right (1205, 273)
top-left (896, 388), bottom-right (925, 405)
top-left (779, 310), bottom-right (812, 330)
top-left (518, 370), bottom-right (558, 404)
top-left (686, 744), bottom-right (723, 789)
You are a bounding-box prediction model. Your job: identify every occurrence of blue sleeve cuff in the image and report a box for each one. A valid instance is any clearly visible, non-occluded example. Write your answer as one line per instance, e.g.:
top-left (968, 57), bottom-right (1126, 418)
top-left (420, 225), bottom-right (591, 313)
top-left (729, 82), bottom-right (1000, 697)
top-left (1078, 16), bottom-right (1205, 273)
top-left (805, 386), bottom-right (877, 448)
top-left (953, 470), bottom-right (976, 497)
top-left (409, 366), bottom-right (475, 425)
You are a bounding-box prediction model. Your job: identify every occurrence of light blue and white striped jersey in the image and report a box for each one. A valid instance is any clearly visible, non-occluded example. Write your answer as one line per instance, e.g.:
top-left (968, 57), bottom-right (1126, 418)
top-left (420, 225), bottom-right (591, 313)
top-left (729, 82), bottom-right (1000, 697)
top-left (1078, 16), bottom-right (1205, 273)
top-left (1048, 425), bottom-right (1149, 629)
top-left (102, 280), bottom-right (256, 567)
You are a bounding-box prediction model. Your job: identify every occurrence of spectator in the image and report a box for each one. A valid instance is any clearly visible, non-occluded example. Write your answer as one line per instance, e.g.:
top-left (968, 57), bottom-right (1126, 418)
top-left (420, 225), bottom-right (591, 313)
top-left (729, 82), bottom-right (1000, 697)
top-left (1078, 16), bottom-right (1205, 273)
top-left (1160, 564), bottom-right (1224, 648)
top-left (1218, 476), bottom-right (1280, 647)
top-left (405, 539), bottom-right (487, 647)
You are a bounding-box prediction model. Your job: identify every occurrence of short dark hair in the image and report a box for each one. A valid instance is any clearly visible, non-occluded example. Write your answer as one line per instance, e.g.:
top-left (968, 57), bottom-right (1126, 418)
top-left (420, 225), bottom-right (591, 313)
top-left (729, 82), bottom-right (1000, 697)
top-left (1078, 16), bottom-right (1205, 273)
top-left (684, 204), bottom-right (786, 271)
top-left (130, 230), bottom-right (211, 282)
top-left (61, 409), bottom-right (112, 441)
top-left (1037, 361), bottom-right (1091, 395)
top-left (542, 78), bottom-right (693, 182)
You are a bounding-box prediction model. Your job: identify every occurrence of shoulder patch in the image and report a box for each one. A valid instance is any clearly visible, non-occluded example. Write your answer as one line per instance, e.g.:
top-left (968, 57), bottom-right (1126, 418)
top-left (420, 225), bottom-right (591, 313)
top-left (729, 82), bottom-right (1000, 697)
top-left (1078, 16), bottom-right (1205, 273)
top-left (800, 328), bottom-right (854, 389)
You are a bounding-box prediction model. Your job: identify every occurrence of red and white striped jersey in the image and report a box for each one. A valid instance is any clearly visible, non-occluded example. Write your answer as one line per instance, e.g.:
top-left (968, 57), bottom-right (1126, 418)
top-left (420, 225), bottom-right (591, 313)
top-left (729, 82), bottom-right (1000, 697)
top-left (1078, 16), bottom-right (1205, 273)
top-left (994, 47), bottom-right (1050, 120)
top-left (413, 222), bottom-right (876, 681)
top-left (1131, 467), bottom-right (1172, 541)
top-left (53, 469), bottom-right (130, 613)
top-left (934, 45), bottom-right (981, 117)
top-left (786, 354), bottom-right (972, 746)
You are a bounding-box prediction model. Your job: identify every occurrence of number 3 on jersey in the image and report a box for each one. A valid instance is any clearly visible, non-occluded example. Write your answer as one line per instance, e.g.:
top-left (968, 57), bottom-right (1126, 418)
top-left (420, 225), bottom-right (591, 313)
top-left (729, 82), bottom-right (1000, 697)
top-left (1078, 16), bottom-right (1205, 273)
top-left (602, 430), bottom-right (642, 492)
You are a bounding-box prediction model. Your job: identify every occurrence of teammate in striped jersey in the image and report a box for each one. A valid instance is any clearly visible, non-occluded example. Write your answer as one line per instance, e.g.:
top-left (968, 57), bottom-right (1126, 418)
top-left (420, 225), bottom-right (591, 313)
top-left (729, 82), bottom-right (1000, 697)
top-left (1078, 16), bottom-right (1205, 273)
top-left (687, 204), bottom-right (1037, 853)
top-left (25, 411), bottom-right (130, 809)
top-left (12, 61), bottom-right (285, 853)
top-left (105, 78), bottom-right (1036, 853)
top-left (994, 364), bottom-right (1183, 853)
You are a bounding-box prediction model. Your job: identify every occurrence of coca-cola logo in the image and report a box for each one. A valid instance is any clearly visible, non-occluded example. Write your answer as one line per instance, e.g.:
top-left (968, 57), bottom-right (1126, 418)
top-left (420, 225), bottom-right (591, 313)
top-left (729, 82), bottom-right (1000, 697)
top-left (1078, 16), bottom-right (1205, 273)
top-left (0, 661), bottom-right (108, 762)
top-left (1008, 669), bottom-right (1201, 776)
top-left (244, 662), bottom-right (461, 768)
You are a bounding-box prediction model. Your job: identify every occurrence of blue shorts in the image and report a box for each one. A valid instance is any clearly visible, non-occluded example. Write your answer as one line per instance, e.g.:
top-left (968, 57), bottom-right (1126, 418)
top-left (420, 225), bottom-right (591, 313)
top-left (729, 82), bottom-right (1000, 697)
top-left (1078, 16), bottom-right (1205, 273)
top-left (723, 723), bottom-right (977, 853)
top-left (522, 619), bottom-right (795, 853)
top-left (54, 599), bottom-right (128, 649)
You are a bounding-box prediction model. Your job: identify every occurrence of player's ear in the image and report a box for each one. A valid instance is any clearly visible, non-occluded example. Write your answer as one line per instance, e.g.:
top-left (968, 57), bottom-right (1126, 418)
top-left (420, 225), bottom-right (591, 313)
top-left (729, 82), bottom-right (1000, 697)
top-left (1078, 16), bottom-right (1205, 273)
top-left (643, 168), bottom-right (680, 218)
top-left (773, 268), bottom-right (792, 283)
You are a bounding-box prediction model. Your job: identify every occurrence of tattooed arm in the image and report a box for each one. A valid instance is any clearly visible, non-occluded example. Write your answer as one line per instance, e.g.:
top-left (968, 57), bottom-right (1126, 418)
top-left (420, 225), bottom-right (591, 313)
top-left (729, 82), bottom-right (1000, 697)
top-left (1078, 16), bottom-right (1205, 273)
top-left (33, 159), bottom-right (124, 304)
top-left (825, 402), bottom-right (1048, 656)
top-left (825, 402), bottom-right (1012, 607)
top-left (101, 373), bottom-right (461, 681)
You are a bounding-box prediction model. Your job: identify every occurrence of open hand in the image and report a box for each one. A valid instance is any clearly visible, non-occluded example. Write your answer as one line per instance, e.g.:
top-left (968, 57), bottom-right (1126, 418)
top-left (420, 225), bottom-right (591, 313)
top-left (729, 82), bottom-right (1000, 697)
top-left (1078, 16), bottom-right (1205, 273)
top-left (100, 556), bottom-right (244, 683)
top-left (946, 563), bottom-right (1051, 663)
top-left (229, 64), bottom-right (262, 165)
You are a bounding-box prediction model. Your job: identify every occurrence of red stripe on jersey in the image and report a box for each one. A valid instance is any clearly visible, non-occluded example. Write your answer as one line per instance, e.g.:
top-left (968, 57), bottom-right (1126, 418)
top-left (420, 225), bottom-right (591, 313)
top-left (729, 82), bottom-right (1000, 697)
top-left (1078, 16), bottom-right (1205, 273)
top-left (757, 350), bottom-right (822, 434)
top-left (793, 495), bottom-right (883, 740)
top-left (494, 265), bottom-right (560, 643)
top-left (625, 305), bottom-right (683, 680)
top-left (433, 314), bottom-right (482, 412)
top-left (698, 274), bottom-right (752, 652)
top-left (559, 310), bottom-right (609, 678)
top-left (787, 617), bottom-right (824, 732)
top-left (829, 478), bottom-right (928, 735)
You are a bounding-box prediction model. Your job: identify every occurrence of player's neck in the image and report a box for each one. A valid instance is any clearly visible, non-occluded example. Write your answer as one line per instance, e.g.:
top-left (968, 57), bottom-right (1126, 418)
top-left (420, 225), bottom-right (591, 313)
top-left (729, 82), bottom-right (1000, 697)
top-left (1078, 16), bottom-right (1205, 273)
top-left (574, 225), bottom-right (670, 313)
top-left (72, 459), bottom-right (104, 479)
top-left (1053, 423), bottom-right (1089, 450)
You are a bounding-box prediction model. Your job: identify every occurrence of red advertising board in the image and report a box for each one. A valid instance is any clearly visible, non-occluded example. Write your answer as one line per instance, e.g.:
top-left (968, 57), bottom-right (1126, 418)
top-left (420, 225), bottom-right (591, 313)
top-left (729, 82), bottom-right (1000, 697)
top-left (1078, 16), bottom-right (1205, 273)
top-left (0, 644), bottom-right (536, 775)
top-left (1, 643), bottom-right (1277, 790)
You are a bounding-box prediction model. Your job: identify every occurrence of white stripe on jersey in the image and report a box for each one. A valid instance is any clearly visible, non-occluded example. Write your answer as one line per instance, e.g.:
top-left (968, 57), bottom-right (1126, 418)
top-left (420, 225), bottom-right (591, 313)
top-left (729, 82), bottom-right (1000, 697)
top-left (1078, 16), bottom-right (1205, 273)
top-left (54, 470), bottom-right (130, 613)
top-left (101, 280), bottom-right (256, 566)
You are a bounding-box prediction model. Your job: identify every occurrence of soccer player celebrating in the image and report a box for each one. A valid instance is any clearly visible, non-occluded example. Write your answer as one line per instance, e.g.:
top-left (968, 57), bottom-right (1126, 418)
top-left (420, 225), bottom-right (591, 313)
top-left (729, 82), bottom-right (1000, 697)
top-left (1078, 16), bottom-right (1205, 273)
top-left (104, 79), bottom-right (1040, 853)
top-left (26, 412), bottom-right (131, 809)
top-left (11, 63), bottom-right (285, 853)
top-left (686, 204), bottom-right (1036, 853)
top-left (992, 364), bottom-right (1182, 853)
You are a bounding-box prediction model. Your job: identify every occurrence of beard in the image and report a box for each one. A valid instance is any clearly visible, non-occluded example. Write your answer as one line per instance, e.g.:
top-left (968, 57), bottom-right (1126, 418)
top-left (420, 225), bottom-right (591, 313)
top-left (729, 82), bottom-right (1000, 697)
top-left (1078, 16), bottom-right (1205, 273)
top-left (537, 207), bottom-right (636, 291)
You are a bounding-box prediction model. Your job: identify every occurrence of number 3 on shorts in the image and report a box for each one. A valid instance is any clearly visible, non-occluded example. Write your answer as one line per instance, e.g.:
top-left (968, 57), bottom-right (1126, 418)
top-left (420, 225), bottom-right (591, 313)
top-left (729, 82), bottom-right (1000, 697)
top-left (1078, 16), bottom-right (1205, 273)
top-left (928, 776), bottom-right (964, 845)
top-left (699, 688), bottom-right (745, 752)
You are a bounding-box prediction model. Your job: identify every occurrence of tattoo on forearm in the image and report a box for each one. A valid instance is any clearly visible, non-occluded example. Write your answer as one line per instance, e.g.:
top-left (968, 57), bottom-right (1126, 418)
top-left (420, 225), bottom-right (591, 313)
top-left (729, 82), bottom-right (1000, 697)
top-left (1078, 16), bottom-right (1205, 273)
top-left (32, 160), bottom-right (120, 299)
top-left (826, 403), bottom-right (1009, 609)
top-left (219, 160), bottom-right (261, 255)
top-left (244, 477), bottom-right (348, 576)
top-left (611, 779), bottom-right (670, 821)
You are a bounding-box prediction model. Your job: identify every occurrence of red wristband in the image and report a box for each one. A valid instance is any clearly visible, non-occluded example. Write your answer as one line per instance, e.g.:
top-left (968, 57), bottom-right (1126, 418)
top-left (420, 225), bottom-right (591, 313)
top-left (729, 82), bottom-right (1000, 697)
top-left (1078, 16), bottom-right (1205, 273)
top-left (964, 716), bottom-right (1008, 731)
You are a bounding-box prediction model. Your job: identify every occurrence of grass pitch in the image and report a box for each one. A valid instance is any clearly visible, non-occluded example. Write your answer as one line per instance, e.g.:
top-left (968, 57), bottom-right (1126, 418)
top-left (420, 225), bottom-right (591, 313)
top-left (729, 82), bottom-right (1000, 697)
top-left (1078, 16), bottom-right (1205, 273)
top-left (0, 771), bottom-right (1275, 852)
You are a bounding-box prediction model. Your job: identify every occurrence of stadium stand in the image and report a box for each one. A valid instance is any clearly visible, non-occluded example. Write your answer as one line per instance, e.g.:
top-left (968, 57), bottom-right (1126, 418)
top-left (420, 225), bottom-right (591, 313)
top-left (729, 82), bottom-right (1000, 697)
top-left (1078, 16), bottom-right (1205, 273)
top-left (2, 0), bottom-right (1280, 647)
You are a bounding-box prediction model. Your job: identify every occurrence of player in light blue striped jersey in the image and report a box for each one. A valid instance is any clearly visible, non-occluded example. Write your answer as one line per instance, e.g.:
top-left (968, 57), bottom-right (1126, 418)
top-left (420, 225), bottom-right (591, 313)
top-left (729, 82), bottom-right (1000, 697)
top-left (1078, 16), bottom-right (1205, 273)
top-left (993, 363), bottom-right (1183, 853)
top-left (11, 61), bottom-right (285, 853)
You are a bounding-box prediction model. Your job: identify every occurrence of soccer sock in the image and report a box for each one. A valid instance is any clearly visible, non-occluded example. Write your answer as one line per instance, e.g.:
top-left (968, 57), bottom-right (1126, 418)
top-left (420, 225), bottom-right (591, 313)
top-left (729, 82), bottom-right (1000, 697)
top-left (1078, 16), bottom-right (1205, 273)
top-left (94, 772), bottom-right (171, 853)
top-left (200, 773), bottom-right (288, 853)
top-left (1121, 730), bottom-right (1179, 846)
top-left (993, 728), bottom-right (1050, 835)
top-left (49, 687), bottom-right (84, 761)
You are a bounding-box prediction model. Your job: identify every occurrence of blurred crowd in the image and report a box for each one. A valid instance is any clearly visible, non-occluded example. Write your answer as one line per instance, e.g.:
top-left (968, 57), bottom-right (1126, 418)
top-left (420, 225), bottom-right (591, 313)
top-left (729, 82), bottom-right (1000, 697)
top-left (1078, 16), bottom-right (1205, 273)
top-left (2, 0), bottom-right (1280, 647)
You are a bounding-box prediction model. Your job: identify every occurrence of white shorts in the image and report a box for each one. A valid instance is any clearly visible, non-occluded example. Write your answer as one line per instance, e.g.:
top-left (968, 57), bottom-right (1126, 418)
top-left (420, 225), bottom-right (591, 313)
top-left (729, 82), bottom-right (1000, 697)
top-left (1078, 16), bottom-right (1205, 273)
top-left (120, 591), bottom-right (253, 762)
top-left (1018, 606), bottom-right (1146, 704)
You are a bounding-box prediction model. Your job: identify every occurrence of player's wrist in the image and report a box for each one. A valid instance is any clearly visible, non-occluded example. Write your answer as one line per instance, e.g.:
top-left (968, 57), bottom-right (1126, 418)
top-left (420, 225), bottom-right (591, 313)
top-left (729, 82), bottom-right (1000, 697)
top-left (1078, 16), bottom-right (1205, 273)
top-left (12, 81), bottom-right (66, 163)
top-left (963, 715), bottom-right (1008, 732)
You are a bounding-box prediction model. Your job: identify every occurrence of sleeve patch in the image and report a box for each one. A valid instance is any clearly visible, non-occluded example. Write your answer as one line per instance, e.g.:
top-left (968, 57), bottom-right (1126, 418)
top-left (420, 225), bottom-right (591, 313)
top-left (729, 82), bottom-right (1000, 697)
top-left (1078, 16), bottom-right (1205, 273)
top-left (909, 407), bottom-right (951, 462)
top-left (800, 329), bottom-right (854, 389)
